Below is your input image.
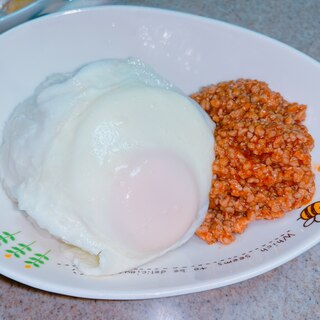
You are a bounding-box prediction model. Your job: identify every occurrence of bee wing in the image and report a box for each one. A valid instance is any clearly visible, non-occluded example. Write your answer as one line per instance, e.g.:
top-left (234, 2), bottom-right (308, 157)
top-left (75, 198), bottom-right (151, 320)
top-left (303, 218), bottom-right (315, 228)
top-left (315, 215), bottom-right (320, 223)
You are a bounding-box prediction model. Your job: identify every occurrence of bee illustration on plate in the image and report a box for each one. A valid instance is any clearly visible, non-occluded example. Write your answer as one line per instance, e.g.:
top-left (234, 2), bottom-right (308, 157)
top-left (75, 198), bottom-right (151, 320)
top-left (298, 201), bottom-right (320, 227)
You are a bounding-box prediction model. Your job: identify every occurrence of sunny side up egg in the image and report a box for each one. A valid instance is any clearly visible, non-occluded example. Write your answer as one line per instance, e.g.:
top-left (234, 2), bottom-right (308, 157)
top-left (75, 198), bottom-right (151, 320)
top-left (0, 58), bottom-right (214, 275)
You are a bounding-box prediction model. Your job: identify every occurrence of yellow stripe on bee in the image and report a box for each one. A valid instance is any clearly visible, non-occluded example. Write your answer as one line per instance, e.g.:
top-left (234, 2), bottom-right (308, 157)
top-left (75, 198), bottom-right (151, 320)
top-left (307, 205), bottom-right (316, 217)
top-left (300, 202), bottom-right (320, 220)
top-left (301, 207), bottom-right (312, 220)
top-left (313, 202), bottom-right (320, 213)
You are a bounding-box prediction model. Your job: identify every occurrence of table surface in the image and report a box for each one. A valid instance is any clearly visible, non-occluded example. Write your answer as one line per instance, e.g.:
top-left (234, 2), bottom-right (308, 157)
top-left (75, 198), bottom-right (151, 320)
top-left (1, 1), bottom-right (320, 319)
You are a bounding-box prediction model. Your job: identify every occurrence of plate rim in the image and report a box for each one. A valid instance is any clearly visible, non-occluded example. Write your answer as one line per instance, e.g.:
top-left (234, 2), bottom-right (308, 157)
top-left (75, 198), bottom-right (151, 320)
top-left (2, 3), bottom-right (320, 69)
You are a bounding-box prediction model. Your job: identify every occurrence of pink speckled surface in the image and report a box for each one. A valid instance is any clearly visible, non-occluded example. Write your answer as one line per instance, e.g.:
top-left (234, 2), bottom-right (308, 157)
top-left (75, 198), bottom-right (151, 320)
top-left (0, 1), bottom-right (320, 319)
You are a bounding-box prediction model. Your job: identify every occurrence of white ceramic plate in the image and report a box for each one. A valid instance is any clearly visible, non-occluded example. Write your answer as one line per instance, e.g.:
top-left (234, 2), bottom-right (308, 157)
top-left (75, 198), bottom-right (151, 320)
top-left (0, 6), bottom-right (319, 300)
top-left (0, 0), bottom-right (51, 33)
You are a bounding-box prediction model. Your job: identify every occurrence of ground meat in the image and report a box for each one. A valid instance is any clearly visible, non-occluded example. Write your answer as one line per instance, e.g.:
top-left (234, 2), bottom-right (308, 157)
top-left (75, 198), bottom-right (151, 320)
top-left (191, 79), bottom-right (315, 244)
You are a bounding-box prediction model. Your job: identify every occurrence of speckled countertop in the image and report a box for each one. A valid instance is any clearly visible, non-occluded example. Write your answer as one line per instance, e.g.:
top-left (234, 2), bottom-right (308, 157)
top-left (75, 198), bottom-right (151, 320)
top-left (0, 1), bottom-right (320, 319)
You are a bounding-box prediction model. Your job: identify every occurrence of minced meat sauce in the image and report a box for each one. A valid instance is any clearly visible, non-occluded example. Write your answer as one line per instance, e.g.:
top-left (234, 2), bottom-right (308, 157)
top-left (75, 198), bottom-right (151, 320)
top-left (192, 79), bottom-right (314, 244)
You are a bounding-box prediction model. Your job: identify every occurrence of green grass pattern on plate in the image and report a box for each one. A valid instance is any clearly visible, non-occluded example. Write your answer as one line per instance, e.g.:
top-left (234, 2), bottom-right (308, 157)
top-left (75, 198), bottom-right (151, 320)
top-left (6, 241), bottom-right (35, 258)
top-left (25, 250), bottom-right (51, 268)
top-left (1, 230), bottom-right (51, 269)
top-left (0, 231), bottom-right (21, 245)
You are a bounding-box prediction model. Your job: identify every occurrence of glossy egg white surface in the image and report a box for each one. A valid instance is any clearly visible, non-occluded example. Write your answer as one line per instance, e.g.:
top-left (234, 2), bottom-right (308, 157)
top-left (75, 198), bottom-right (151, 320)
top-left (0, 58), bottom-right (214, 275)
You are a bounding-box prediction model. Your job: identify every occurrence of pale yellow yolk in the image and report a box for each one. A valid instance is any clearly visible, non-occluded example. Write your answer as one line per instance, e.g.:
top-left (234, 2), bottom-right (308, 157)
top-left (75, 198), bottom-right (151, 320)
top-left (107, 150), bottom-right (198, 255)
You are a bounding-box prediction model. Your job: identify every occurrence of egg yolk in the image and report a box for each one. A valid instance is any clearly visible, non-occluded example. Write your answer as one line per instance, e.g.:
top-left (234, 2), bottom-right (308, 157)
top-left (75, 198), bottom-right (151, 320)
top-left (106, 150), bottom-right (199, 255)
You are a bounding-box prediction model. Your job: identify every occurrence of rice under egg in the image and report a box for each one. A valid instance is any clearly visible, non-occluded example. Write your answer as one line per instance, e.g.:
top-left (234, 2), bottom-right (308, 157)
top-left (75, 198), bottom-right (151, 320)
top-left (0, 58), bottom-right (214, 275)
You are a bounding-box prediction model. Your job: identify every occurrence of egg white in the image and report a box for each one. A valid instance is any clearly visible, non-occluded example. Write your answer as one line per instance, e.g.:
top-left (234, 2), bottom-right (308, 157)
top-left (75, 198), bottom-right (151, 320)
top-left (0, 59), bottom-right (214, 275)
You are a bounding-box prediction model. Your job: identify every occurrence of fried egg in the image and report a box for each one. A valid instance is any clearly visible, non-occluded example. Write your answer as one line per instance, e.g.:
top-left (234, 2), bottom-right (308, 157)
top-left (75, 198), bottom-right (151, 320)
top-left (0, 58), bottom-right (214, 275)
